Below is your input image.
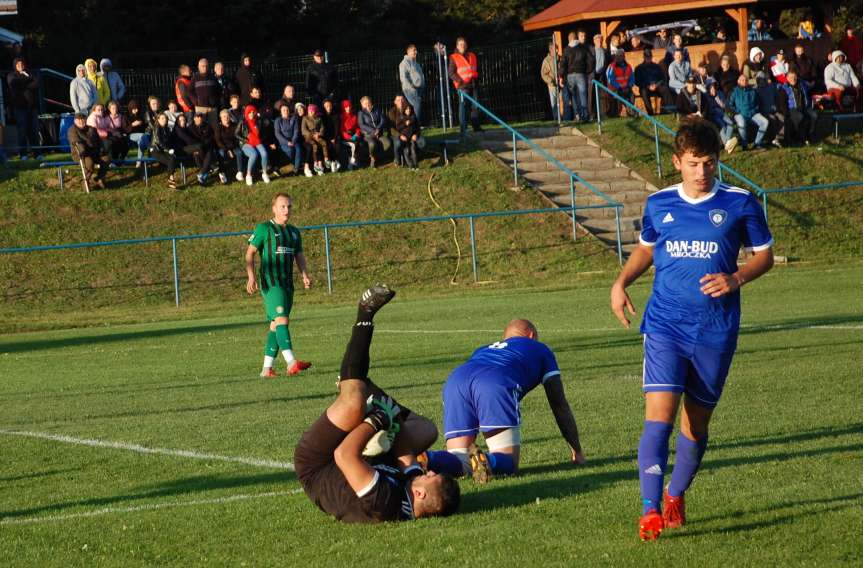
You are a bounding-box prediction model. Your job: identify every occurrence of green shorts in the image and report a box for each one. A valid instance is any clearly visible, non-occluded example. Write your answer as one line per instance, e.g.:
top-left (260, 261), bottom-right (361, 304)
top-left (262, 286), bottom-right (294, 321)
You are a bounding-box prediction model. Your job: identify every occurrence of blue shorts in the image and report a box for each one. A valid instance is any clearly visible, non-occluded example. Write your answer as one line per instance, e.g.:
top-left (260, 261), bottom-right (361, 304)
top-left (442, 363), bottom-right (522, 440)
top-left (642, 333), bottom-right (735, 409)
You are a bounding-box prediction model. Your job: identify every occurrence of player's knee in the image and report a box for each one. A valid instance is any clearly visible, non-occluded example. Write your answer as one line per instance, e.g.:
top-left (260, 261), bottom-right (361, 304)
top-left (273, 316), bottom-right (288, 326)
top-left (404, 414), bottom-right (438, 452)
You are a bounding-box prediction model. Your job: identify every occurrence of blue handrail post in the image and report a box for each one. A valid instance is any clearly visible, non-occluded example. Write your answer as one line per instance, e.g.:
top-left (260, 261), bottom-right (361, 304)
top-left (653, 122), bottom-right (662, 178)
top-left (762, 193), bottom-right (769, 222)
top-left (718, 163), bottom-right (724, 182)
top-left (614, 206), bottom-right (623, 265)
top-left (512, 131), bottom-right (519, 188)
top-left (171, 238), bottom-right (180, 307)
top-left (569, 174), bottom-right (577, 241)
top-left (469, 216), bottom-right (479, 283)
top-left (594, 81), bottom-right (602, 135)
top-left (143, 162), bottom-right (149, 187)
top-left (323, 226), bottom-right (334, 294)
top-left (458, 91), bottom-right (466, 141)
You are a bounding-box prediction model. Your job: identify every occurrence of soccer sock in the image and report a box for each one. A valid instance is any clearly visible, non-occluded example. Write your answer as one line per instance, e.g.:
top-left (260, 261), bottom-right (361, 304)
top-left (275, 324), bottom-right (295, 364)
top-left (638, 420), bottom-right (673, 514)
top-left (667, 432), bottom-right (709, 498)
top-left (339, 312), bottom-right (375, 381)
top-left (262, 331), bottom-right (278, 369)
top-left (488, 453), bottom-right (516, 475)
top-left (424, 450), bottom-right (467, 477)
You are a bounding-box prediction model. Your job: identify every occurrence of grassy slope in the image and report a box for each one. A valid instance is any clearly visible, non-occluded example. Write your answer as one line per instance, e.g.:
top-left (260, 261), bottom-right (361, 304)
top-left (0, 148), bottom-right (617, 332)
top-left (586, 116), bottom-right (863, 261)
top-left (0, 261), bottom-right (861, 566)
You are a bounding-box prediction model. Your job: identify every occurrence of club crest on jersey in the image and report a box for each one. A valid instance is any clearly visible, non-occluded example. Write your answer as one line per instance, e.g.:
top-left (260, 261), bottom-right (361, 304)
top-left (709, 209), bottom-right (727, 227)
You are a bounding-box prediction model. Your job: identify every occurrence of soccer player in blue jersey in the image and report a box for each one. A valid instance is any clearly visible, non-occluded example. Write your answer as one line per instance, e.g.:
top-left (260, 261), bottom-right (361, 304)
top-left (422, 319), bottom-right (585, 483)
top-left (610, 117), bottom-right (774, 541)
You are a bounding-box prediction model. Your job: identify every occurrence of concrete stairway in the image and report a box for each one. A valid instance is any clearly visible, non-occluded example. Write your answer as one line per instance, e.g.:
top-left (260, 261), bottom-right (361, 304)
top-left (476, 125), bottom-right (656, 255)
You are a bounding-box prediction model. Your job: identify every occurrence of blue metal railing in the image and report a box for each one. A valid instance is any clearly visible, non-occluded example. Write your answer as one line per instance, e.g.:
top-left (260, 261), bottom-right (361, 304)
top-left (759, 181), bottom-right (863, 219)
top-left (458, 90), bottom-right (624, 263)
top-left (0, 205), bottom-right (612, 306)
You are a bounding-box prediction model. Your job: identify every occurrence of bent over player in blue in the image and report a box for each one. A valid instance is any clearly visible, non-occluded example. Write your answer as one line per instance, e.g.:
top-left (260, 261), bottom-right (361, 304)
top-left (422, 319), bottom-right (585, 483)
top-left (610, 117), bottom-right (774, 541)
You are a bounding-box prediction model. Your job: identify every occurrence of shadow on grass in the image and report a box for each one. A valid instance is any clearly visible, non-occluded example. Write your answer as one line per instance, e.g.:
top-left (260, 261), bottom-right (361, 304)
top-left (0, 471), bottom-right (296, 519)
top-left (0, 467), bottom-right (81, 483)
top-left (739, 313), bottom-right (863, 337)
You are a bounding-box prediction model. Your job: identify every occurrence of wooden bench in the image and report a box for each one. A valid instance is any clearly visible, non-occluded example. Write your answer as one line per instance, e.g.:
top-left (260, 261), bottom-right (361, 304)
top-left (831, 112), bottom-right (863, 141)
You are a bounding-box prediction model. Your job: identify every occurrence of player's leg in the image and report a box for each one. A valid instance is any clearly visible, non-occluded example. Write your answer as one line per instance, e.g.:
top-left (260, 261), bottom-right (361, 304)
top-left (482, 427), bottom-right (521, 475)
top-left (423, 368), bottom-right (480, 477)
top-left (264, 286), bottom-right (311, 376)
top-left (472, 378), bottom-right (523, 479)
top-left (260, 320), bottom-right (279, 378)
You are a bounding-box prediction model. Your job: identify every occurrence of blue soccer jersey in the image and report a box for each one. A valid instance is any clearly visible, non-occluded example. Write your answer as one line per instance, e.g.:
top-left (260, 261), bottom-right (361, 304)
top-left (638, 181), bottom-right (773, 351)
top-left (465, 336), bottom-right (561, 398)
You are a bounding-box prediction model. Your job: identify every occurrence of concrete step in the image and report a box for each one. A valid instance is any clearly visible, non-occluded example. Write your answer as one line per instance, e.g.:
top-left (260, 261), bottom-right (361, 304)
top-left (546, 194), bottom-right (644, 218)
top-left (538, 179), bottom-right (648, 197)
top-left (579, 215), bottom-right (642, 236)
top-left (479, 135), bottom-right (592, 150)
top-left (523, 167), bottom-right (631, 183)
top-left (595, 229), bottom-right (641, 245)
top-left (492, 146), bottom-right (603, 161)
top-left (478, 126), bottom-right (561, 140)
top-left (508, 157), bottom-right (617, 172)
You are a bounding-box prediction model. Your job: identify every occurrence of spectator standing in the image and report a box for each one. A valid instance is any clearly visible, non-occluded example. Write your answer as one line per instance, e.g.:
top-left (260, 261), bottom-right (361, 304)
top-left (589, 33), bottom-right (609, 119)
top-left (704, 78), bottom-right (739, 153)
top-left (213, 61), bottom-right (236, 110)
top-left (676, 77), bottom-right (707, 116)
top-left (273, 85), bottom-right (296, 114)
top-left (99, 59), bottom-right (126, 103)
top-left (147, 113), bottom-right (178, 189)
top-left (605, 50), bottom-right (635, 116)
top-left (236, 53), bottom-right (265, 107)
top-left (840, 26), bottom-right (863, 69)
top-left (653, 28), bottom-right (670, 49)
top-left (770, 50), bottom-right (789, 84)
top-left (728, 73), bottom-right (769, 149)
top-left (174, 64), bottom-right (194, 114)
top-left (797, 15), bottom-right (820, 40)
top-left (70, 64), bottom-right (97, 115)
top-left (339, 99), bottom-right (361, 170)
top-left (755, 75), bottom-right (784, 147)
top-left (541, 42), bottom-right (561, 121)
top-left (824, 50), bottom-right (861, 112)
top-left (742, 47), bottom-right (767, 86)
top-left (560, 29), bottom-right (593, 122)
top-left (789, 45), bottom-right (817, 90)
top-left (777, 70), bottom-right (817, 145)
top-left (748, 17), bottom-right (773, 41)
top-left (667, 50), bottom-right (691, 94)
top-left (84, 58), bottom-right (111, 106)
top-left (448, 37), bottom-right (482, 132)
top-left (191, 58), bottom-right (220, 126)
top-left (125, 99), bottom-right (147, 167)
top-left (189, 112), bottom-right (216, 184)
top-left (395, 103), bottom-right (420, 170)
top-left (214, 109), bottom-right (244, 182)
top-left (274, 103), bottom-right (303, 176)
top-left (302, 103), bottom-right (330, 175)
top-left (714, 54), bottom-right (739, 96)
top-left (634, 48), bottom-right (672, 115)
top-left (358, 96), bottom-right (390, 168)
top-left (236, 104), bottom-right (270, 185)
top-left (305, 49), bottom-right (338, 108)
top-left (399, 44), bottom-right (426, 123)
top-left (228, 95), bottom-right (242, 124)
top-left (68, 112), bottom-right (109, 190)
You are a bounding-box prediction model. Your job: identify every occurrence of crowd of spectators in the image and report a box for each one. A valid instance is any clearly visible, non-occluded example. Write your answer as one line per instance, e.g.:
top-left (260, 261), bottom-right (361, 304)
top-left (541, 17), bottom-right (863, 153)
top-left (8, 37), bottom-right (485, 190)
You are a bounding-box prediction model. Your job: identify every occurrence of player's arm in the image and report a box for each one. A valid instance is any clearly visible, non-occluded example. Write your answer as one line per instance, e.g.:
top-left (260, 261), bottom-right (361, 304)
top-left (543, 375), bottom-right (586, 465)
top-left (610, 244), bottom-right (654, 329)
top-left (700, 248), bottom-right (774, 297)
top-left (244, 245), bottom-right (259, 295)
top-left (334, 396), bottom-right (402, 494)
top-left (295, 251), bottom-right (312, 289)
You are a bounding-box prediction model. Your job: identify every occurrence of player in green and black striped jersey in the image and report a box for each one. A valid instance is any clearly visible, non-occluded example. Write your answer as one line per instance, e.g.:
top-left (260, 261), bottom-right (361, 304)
top-left (245, 193), bottom-right (313, 377)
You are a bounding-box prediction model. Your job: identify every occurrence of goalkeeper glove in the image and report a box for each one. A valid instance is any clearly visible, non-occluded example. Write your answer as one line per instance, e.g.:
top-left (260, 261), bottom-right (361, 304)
top-left (363, 395), bottom-right (401, 433)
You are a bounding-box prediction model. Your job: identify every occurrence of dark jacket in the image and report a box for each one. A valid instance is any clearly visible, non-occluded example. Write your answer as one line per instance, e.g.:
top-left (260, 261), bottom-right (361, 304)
top-left (713, 68), bottom-right (740, 96)
top-left (235, 60), bottom-right (265, 106)
top-left (756, 83), bottom-right (780, 114)
top-left (387, 105), bottom-right (404, 138)
top-left (147, 124), bottom-right (172, 153)
top-left (67, 124), bottom-right (101, 159)
top-left (589, 45), bottom-right (610, 76)
top-left (789, 53), bottom-right (817, 84)
top-left (322, 111), bottom-right (339, 141)
top-left (561, 43), bottom-right (594, 75)
top-left (126, 111), bottom-right (147, 135)
top-left (214, 73), bottom-right (237, 109)
top-left (395, 113), bottom-right (420, 139)
top-left (777, 81), bottom-right (812, 113)
top-left (172, 124), bottom-right (199, 153)
top-left (214, 122), bottom-right (239, 151)
top-left (191, 72), bottom-right (219, 108)
top-left (676, 88), bottom-right (708, 115)
top-left (305, 62), bottom-right (338, 98)
top-left (301, 114), bottom-right (324, 139)
top-left (189, 121), bottom-right (215, 148)
top-left (273, 96), bottom-right (295, 113)
top-left (274, 115), bottom-right (300, 147)
top-left (358, 107), bottom-right (386, 136)
top-left (634, 62), bottom-right (665, 88)
top-left (6, 69), bottom-right (39, 110)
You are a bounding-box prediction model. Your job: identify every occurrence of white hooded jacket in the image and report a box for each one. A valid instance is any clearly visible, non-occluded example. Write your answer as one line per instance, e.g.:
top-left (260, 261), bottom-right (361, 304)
top-left (824, 50), bottom-right (860, 90)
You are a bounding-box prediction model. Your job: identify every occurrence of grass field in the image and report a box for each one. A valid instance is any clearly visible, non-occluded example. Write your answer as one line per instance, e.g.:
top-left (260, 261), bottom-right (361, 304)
top-left (2, 261), bottom-right (862, 567)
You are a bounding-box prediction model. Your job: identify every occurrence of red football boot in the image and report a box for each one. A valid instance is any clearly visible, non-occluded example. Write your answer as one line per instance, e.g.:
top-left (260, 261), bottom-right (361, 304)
top-left (663, 489), bottom-right (686, 529)
top-left (639, 509), bottom-right (664, 541)
top-left (260, 368), bottom-right (278, 378)
top-left (287, 360), bottom-right (312, 376)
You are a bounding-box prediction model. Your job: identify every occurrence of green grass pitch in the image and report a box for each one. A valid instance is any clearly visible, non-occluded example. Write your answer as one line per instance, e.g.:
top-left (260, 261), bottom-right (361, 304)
top-left (1, 262), bottom-right (862, 566)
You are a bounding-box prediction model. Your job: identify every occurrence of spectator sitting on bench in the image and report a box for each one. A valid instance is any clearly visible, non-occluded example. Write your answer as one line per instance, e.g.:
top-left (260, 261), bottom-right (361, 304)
top-left (147, 113), bottom-right (178, 190)
top-left (189, 112), bottom-right (216, 185)
top-left (676, 77), bottom-right (707, 117)
top-left (714, 54), bottom-right (740, 97)
top-left (86, 103), bottom-right (114, 159)
top-left (668, 49), bottom-right (691, 94)
top-left (302, 103), bottom-right (331, 176)
top-left (729, 73), bottom-right (769, 150)
top-left (770, 50), bottom-right (789, 84)
top-left (68, 112), bottom-right (109, 190)
top-left (321, 99), bottom-right (341, 173)
top-left (106, 100), bottom-right (130, 162)
top-left (789, 44), bottom-right (817, 92)
top-left (824, 50), bottom-right (861, 112)
top-left (634, 48), bottom-right (671, 115)
top-left (126, 100), bottom-right (147, 168)
top-left (693, 62), bottom-right (710, 93)
top-left (215, 109), bottom-right (243, 183)
top-left (358, 96), bottom-right (390, 168)
top-left (755, 75), bottom-right (784, 147)
top-left (705, 78), bottom-right (739, 154)
top-left (743, 48), bottom-right (767, 87)
top-left (340, 99), bottom-right (361, 171)
top-left (164, 100), bottom-right (180, 131)
top-left (274, 103), bottom-right (303, 177)
top-left (777, 70), bottom-right (818, 146)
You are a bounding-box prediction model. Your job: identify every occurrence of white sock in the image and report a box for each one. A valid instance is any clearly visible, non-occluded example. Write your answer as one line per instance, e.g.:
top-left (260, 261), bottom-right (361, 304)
top-left (449, 447), bottom-right (472, 476)
top-left (263, 355), bottom-right (275, 370)
top-left (282, 349), bottom-right (295, 365)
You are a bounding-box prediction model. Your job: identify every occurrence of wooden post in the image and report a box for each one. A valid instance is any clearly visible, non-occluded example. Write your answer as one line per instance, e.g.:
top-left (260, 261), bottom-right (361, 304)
top-left (554, 30), bottom-right (563, 55)
top-left (737, 6), bottom-right (749, 69)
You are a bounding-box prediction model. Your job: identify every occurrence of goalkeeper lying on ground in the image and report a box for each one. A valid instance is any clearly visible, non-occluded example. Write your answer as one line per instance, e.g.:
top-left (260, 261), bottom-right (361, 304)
top-left (293, 285), bottom-right (461, 523)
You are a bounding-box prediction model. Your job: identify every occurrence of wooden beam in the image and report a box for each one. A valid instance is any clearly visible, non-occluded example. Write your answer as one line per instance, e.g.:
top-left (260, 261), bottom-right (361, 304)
top-left (606, 20), bottom-right (621, 40)
top-left (553, 30), bottom-right (563, 56)
top-left (724, 8), bottom-right (741, 25)
top-left (737, 6), bottom-right (749, 70)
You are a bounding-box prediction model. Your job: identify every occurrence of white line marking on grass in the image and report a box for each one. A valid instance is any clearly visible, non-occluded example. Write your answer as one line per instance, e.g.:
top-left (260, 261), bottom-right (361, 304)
top-left (0, 430), bottom-right (294, 471)
top-left (1, 489), bottom-right (304, 526)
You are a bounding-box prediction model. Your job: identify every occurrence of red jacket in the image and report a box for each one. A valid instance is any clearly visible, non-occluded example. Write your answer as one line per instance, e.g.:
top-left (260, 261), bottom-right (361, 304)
top-left (340, 100), bottom-right (359, 140)
top-left (840, 35), bottom-right (863, 67)
top-left (244, 105), bottom-right (261, 146)
top-left (175, 75), bottom-right (193, 112)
